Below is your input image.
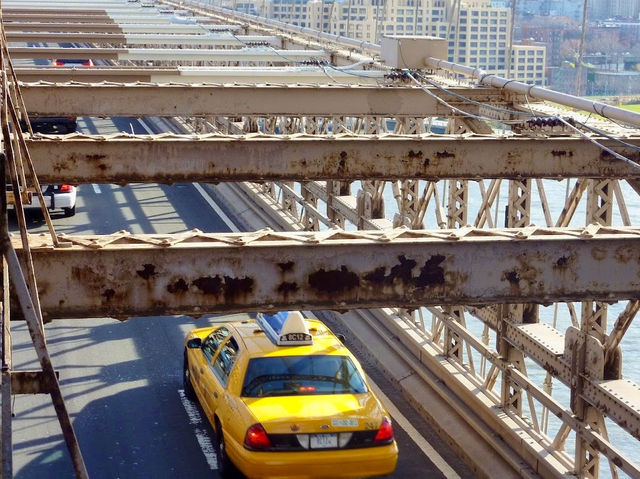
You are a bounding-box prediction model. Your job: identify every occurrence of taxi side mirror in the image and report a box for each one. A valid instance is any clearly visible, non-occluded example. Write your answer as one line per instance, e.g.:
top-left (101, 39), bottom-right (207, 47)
top-left (187, 337), bottom-right (202, 349)
top-left (336, 334), bottom-right (346, 343)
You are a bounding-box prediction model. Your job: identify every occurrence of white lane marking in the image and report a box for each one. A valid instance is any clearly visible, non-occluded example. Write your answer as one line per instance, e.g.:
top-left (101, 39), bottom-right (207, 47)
top-left (193, 183), bottom-right (240, 232)
top-left (368, 381), bottom-right (461, 479)
top-left (92, 184), bottom-right (102, 194)
top-left (137, 117), bottom-right (240, 232)
top-left (178, 389), bottom-right (219, 470)
top-left (137, 117), bottom-right (156, 135)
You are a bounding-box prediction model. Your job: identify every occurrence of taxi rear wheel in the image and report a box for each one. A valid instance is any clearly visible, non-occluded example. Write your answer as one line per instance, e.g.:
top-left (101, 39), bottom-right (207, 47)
top-left (215, 421), bottom-right (236, 477)
top-left (182, 352), bottom-right (196, 401)
top-left (63, 206), bottom-right (76, 217)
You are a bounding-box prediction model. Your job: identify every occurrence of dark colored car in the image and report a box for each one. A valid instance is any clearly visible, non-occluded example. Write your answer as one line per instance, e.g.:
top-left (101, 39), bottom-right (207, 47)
top-left (20, 117), bottom-right (77, 134)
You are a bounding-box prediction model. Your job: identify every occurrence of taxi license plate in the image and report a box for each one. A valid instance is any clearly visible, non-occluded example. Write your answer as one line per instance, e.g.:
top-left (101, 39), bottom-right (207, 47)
top-left (310, 434), bottom-right (338, 449)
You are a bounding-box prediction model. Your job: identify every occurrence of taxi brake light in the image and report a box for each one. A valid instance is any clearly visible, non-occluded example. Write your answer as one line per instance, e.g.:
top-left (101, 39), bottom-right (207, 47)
top-left (59, 184), bottom-right (73, 193)
top-left (299, 386), bottom-right (316, 393)
top-left (374, 417), bottom-right (394, 443)
top-left (244, 423), bottom-right (272, 450)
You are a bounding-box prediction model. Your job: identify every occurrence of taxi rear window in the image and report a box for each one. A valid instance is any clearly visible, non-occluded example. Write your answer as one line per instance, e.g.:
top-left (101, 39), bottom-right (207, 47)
top-left (242, 355), bottom-right (367, 397)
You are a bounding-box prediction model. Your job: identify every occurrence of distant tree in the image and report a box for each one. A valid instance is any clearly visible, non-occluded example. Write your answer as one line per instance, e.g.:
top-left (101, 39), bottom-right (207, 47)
top-left (560, 39), bottom-right (581, 63)
top-left (588, 28), bottom-right (628, 69)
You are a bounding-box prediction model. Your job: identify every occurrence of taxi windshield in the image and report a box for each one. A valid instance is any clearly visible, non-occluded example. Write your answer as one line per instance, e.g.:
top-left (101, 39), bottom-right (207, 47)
top-left (242, 355), bottom-right (367, 397)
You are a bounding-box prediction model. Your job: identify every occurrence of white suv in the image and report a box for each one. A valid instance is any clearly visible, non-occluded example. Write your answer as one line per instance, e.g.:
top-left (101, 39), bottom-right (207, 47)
top-left (28, 184), bottom-right (77, 217)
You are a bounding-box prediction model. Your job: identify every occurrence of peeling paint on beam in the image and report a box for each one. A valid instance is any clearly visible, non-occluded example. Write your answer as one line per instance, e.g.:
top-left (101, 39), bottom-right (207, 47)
top-left (24, 134), bottom-right (640, 183)
top-left (16, 228), bottom-right (640, 320)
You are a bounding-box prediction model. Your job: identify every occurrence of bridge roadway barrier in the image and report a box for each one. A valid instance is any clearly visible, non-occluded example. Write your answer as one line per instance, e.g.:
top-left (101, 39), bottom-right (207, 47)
top-left (202, 181), bottom-right (537, 478)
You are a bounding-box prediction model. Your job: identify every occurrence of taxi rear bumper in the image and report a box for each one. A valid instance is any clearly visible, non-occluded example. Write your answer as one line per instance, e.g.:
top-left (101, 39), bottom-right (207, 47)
top-left (228, 436), bottom-right (398, 479)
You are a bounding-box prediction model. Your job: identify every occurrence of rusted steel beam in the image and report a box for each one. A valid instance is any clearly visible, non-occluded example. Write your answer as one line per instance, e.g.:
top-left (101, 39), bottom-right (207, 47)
top-left (18, 83), bottom-right (522, 117)
top-left (2, 22), bottom-right (126, 33)
top-left (7, 32), bottom-right (278, 47)
top-left (18, 227), bottom-right (640, 320)
top-left (1, 8), bottom-right (110, 15)
top-left (13, 66), bottom-right (377, 84)
top-left (11, 370), bottom-right (60, 394)
top-left (3, 13), bottom-right (115, 23)
top-left (3, 22), bottom-right (208, 34)
top-left (9, 46), bottom-right (325, 63)
top-left (14, 67), bottom-right (159, 84)
top-left (24, 134), bottom-right (640, 183)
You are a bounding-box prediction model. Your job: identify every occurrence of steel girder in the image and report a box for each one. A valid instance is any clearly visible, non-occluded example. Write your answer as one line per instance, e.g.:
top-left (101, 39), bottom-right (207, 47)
top-left (13, 66), bottom-right (382, 85)
top-left (3, 22), bottom-right (217, 34)
top-left (386, 307), bottom-right (640, 462)
top-left (18, 226), bottom-right (640, 320)
top-left (7, 32), bottom-right (281, 47)
top-left (23, 134), bottom-right (640, 184)
top-left (3, 14), bottom-right (178, 23)
top-left (18, 83), bottom-right (523, 117)
top-left (10, 46), bottom-right (326, 63)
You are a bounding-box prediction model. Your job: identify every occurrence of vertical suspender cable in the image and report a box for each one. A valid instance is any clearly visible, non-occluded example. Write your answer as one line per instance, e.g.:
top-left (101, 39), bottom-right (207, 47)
top-left (505, 0), bottom-right (517, 78)
top-left (287, 0), bottom-right (294, 25)
top-left (374, 0), bottom-right (381, 43)
top-left (320, 0), bottom-right (324, 33)
top-left (576, 0), bottom-right (589, 95)
top-left (446, 0), bottom-right (460, 62)
top-left (328, 0), bottom-right (337, 35)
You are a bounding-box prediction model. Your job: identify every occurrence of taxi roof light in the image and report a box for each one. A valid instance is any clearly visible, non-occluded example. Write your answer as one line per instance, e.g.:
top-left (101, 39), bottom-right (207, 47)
top-left (256, 311), bottom-right (313, 346)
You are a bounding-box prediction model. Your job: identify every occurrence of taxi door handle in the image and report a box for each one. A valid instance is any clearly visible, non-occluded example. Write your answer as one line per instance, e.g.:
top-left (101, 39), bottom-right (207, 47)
top-left (213, 391), bottom-right (219, 399)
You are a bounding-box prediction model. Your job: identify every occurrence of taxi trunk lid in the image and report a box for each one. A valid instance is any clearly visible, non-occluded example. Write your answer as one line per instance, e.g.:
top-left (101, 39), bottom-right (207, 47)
top-left (243, 393), bottom-right (384, 434)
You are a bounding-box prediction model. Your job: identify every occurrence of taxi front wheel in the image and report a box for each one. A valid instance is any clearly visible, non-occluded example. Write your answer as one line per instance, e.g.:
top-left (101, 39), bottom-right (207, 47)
top-left (183, 352), bottom-right (196, 401)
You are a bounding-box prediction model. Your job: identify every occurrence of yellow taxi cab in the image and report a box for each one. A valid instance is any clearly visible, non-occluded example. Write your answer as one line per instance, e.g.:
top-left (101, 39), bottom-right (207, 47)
top-left (182, 311), bottom-right (398, 478)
